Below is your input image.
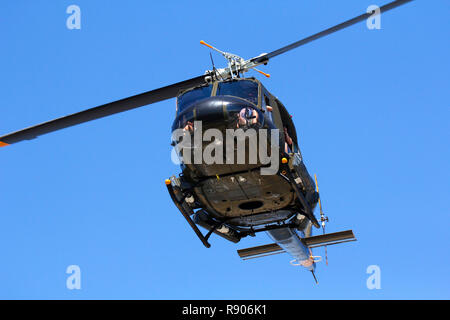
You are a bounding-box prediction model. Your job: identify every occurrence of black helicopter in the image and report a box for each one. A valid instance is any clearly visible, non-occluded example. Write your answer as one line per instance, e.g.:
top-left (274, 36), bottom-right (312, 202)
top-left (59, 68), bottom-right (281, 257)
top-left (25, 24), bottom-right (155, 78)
top-left (0, 1), bottom-right (413, 282)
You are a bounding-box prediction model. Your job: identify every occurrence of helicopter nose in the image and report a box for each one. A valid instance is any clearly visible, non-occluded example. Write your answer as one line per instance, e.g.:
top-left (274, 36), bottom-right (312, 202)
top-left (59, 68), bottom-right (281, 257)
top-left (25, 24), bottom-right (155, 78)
top-left (194, 96), bottom-right (228, 123)
top-left (172, 96), bottom-right (260, 131)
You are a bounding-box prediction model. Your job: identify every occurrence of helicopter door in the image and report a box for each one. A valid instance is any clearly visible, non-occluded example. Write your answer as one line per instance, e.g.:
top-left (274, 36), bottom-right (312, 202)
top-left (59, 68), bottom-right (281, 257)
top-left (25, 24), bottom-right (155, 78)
top-left (260, 89), bottom-right (282, 130)
top-left (261, 92), bottom-right (274, 123)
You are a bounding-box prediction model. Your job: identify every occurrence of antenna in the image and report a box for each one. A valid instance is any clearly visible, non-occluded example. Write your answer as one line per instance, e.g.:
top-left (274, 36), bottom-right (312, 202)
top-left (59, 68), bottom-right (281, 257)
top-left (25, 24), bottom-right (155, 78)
top-left (209, 52), bottom-right (223, 81)
top-left (209, 52), bottom-right (215, 70)
top-left (311, 270), bottom-right (318, 284)
top-left (200, 40), bottom-right (270, 79)
top-left (314, 174), bottom-right (329, 265)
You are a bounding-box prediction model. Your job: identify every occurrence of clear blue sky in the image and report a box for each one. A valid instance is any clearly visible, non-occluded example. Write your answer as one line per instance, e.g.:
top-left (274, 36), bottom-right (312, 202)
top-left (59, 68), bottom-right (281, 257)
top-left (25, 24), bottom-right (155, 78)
top-left (0, 0), bottom-right (448, 299)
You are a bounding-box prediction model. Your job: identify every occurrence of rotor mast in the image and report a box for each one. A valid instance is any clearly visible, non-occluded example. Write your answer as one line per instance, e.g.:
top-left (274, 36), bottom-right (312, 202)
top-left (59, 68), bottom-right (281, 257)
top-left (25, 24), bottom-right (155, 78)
top-left (200, 40), bottom-right (270, 81)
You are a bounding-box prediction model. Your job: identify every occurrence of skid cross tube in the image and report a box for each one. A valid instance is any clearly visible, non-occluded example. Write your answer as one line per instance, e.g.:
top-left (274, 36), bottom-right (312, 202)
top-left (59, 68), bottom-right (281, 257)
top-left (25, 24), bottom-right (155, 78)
top-left (204, 220), bottom-right (225, 241)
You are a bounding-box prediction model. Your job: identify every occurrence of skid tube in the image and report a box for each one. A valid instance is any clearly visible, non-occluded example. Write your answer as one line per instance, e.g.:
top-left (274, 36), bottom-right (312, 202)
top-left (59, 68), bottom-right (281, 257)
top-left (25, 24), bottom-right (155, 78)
top-left (166, 182), bottom-right (211, 248)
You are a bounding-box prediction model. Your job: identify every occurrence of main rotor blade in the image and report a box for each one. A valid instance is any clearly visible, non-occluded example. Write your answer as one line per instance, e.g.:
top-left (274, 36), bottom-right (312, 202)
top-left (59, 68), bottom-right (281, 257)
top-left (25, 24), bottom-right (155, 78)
top-left (251, 0), bottom-right (413, 64)
top-left (0, 75), bottom-right (207, 146)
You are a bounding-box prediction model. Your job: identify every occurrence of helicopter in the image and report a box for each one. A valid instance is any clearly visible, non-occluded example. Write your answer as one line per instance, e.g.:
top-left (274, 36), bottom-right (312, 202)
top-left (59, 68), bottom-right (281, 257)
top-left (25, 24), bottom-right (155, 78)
top-left (0, 1), bottom-right (414, 283)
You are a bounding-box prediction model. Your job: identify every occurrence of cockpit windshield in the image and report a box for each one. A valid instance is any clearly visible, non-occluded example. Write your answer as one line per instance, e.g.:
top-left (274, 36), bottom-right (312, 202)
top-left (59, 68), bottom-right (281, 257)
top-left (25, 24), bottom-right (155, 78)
top-left (177, 84), bottom-right (213, 113)
top-left (216, 80), bottom-right (259, 106)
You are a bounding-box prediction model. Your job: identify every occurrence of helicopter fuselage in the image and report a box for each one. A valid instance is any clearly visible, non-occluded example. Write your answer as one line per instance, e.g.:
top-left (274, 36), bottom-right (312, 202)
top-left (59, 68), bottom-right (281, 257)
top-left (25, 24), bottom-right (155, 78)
top-left (167, 78), bottom-right (320, 268)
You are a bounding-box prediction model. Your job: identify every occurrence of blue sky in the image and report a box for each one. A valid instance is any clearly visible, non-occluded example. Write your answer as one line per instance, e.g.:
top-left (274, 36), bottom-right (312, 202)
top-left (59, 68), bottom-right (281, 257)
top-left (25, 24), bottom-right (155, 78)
top-left (0, 0), bottom-right (448, 299)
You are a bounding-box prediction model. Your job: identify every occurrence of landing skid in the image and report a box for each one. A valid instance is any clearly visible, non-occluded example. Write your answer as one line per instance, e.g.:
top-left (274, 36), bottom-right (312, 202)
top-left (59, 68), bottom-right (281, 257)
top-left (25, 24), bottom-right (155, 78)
top-left (165, 180), bottom-right (212, 248)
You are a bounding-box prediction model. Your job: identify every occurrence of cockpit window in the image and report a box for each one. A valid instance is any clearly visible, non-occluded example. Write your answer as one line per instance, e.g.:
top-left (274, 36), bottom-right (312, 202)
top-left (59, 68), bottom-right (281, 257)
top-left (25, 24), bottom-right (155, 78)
top-left (216, 80), bottom-right (259, 106)
top-left (177, 84), bottom-right (213, 113)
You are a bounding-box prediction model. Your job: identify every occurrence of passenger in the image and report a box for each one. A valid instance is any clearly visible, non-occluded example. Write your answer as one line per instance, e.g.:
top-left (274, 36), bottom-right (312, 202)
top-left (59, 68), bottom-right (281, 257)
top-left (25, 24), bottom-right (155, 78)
top-left (265, 105), bottom-right (274, 122)
top-left (183, 120), bottom-right (194, 132)
top-left (284, 127), bottom-right (293, 153)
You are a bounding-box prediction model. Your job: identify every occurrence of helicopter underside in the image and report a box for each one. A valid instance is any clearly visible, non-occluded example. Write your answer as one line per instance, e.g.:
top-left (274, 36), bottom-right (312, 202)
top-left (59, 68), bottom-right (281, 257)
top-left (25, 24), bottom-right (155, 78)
top-left (194, 171), bottom-right (295, 226)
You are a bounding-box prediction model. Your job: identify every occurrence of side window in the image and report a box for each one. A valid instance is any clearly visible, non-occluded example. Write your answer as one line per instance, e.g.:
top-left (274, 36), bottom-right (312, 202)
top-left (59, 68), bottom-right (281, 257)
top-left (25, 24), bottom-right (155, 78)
top-left (262, 93), bottom-right (273, 122)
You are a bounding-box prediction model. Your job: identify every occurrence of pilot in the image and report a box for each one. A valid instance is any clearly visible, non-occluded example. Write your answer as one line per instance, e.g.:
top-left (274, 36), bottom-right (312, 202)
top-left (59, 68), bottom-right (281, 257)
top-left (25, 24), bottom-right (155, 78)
top-left (237, 107), bottom-right (259, 129)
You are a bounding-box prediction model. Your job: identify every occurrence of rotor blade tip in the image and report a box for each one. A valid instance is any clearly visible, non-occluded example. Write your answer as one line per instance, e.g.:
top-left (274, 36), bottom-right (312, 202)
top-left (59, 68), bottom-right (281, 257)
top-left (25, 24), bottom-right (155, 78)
top-left (200, 40), bottom-right (214, 49)
top-left (0, 141), bottom-right (10, 147)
